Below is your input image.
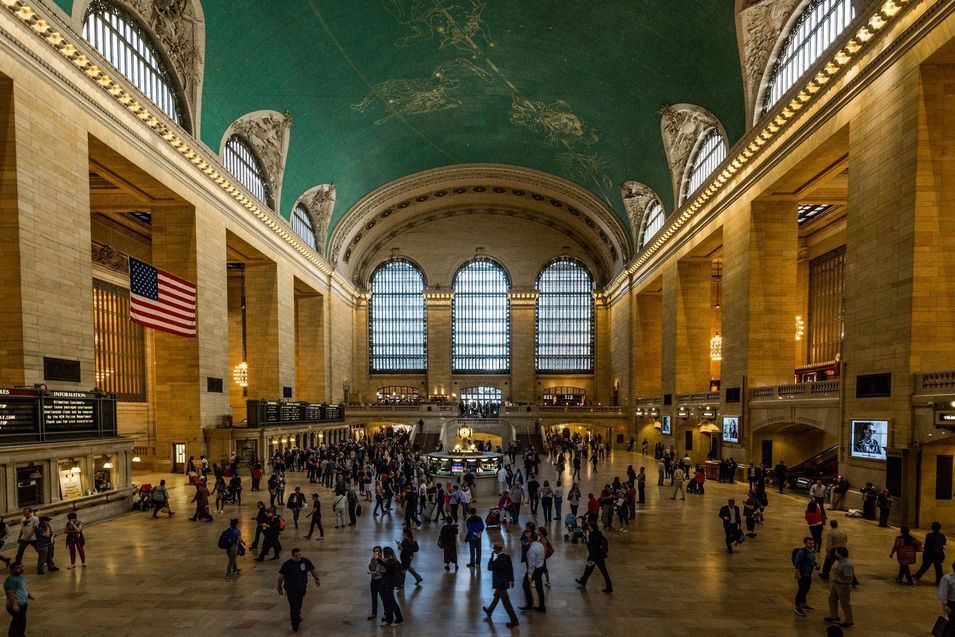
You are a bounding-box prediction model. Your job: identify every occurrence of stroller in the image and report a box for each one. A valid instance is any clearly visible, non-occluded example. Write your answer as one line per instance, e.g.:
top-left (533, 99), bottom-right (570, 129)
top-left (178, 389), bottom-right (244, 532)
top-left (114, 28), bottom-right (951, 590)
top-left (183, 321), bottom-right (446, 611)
top-left (563, 513), bottom-right (586, 543)
top-left (132, 483), bottom-right (153, 512)
top-left (485, 506), bottom-right (502, 529)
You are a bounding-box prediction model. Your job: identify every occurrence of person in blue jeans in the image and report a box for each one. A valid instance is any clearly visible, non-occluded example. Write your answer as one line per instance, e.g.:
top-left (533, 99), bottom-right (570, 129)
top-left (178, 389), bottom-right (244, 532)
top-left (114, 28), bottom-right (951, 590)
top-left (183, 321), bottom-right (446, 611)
top-left (4, 562), bottom-right (33, 637)
top-left (793, 537), bottom-right (819, 616)
top-left (465, 508), bottom-right (485, 567)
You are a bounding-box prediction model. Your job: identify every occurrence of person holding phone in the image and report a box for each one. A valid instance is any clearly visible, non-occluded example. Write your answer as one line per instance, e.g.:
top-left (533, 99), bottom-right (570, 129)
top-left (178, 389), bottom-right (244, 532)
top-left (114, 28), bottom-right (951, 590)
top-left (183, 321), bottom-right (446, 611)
top-left (483, 542), bottom-right (519, 628)
top-left (367, 546), bottom-right (386, 621)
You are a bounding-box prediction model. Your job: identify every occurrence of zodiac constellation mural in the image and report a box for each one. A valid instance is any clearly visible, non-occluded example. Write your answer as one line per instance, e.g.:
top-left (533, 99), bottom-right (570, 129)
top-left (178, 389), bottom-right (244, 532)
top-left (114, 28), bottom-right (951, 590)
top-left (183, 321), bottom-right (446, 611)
top-left (356, 0), bottom-right (613, 194)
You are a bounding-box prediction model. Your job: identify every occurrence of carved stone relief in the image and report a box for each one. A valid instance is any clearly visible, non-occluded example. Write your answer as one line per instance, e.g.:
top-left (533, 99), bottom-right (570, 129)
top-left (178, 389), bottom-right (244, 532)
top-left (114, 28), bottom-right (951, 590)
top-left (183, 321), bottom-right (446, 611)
top-left (738, 0), bottom-right (801, 126)
top-left (228, 110), bottom-right (293, 209)
top-left (658, 103), bottom-right (721, 207)
top-left (296, 184), bottom-right (337, 253)
top-left (619, 181), bottom-right (662, 247)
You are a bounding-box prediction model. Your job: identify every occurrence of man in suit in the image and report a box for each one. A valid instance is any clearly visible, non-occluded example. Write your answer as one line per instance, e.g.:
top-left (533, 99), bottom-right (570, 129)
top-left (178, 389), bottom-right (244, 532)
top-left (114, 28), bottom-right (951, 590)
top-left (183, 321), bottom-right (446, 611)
top-left (575, 521), bottom-right (613, 592)
top-left (719, 498), bottom-right (742, 554)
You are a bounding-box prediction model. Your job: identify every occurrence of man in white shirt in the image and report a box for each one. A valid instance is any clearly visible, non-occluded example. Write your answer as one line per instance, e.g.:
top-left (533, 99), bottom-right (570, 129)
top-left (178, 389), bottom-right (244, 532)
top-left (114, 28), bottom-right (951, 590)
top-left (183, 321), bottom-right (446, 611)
top-left (519, 532), bottom-right (546, 613)
top-left (670, 468), bottom-right (686, 500)
top-left (14, 509), bottom-right (38, 565)
top-left (809, 479), bottom-right (828, 514)
top-left (939, 562), bottom-right (955, 631)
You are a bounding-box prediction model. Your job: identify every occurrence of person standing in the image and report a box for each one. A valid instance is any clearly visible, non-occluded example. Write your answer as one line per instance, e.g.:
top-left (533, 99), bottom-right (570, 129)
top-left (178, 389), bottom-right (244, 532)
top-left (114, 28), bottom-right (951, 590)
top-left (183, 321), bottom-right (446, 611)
top-left (439, 518), bottom-right (459, 571)
top-left (915, 522), bottom-right (946, 585)
top-left (347, 483), bottom-right (359, 527)
top-left (250, 501), bottom-right (267, 550)
top-left (576, 520), bottom-right (613, 592)
top-left (367, 546), bottom-right (386, 622)
top-left (527, 475), bottom-right (541, 517)
top-left (303, 493), bottom-right (324, 540)
top-left (805, 501), bottom-right (825, 552)
top-left (287, 487), bottom-right (306, 529)
top-left (221, 518), bottom-right (246, 579)
top-left (397, 528), bottom-right (422, 587)
top-left (823, 547), bottom-right (855, 630)
top-left (636, 467), bottom-right (646, 504)
top-left (510, 482), bottom-right (524, 526)
top-left (520, 530), bottom-right (546, 612)
top-left (657, 459), bottom-right (665, 486)
top-left (877, 489), bottom-right (893, 528)
top-left (567, 483), bottom-right (581, 517)
top-left (793, 536), bottom-right (819, 616)
top-left (379, 547), bottom-right (404, 626)
top-left (809, 479), bottom-right (828, 516)
top-left (540, 481), bottom-right (554, 524)
top-left (483, 542), bottom-right (519, 628)
top-left (830, 475), bottom-right (850, 511)
top-left (774, 460), bottom-right (788, 494)
top-left (4, 562), bottom-right (33, 637)
top-left (670, 467), bottom-right (686, 500)
top-left (890, 526), bottom-right (922, 585)
top-left (719, 499), bottom-right (742, 554)
top-left (33, 517), bottom-right (57, 575)
top-left (64, 513), bottom-right (86, 569)
top-left (820, 520), bottom-right (848, 581)
top-left (277, 548), bottom-right (319, 633)
top-left (465, 507), bottom-right (485, 568)
top-left (553, 480), bottom-right (564, 521)
top-left (332, 492), bottom-right (347, 529)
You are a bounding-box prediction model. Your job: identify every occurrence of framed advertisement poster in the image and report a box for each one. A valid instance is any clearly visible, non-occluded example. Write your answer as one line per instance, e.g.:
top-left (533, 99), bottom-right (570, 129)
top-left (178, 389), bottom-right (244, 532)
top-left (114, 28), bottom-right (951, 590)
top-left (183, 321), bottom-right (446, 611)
top-left (849, 419), bottom-right (888, 460)
top-left (722, 416), bottom-right (740, 443)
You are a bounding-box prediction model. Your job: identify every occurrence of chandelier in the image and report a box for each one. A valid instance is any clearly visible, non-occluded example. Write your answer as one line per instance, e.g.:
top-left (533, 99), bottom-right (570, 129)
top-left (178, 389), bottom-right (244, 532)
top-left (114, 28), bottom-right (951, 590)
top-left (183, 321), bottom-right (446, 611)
top-left (711, 260), bottom-right (722, 361)
top-left (710, 334), bottom-right (722, 361)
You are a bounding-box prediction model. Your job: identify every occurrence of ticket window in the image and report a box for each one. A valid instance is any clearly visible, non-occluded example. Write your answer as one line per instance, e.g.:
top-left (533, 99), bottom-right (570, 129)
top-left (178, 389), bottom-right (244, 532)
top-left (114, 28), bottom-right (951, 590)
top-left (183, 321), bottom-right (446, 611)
top-left (17, 465), bottom-right (44, 508)
top-left (94, 456), bottom-right (114, 493)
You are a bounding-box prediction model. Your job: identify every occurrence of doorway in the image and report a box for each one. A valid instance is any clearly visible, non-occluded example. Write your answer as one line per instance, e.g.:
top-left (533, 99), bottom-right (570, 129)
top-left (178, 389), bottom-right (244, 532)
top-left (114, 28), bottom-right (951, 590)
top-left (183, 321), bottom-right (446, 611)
top-left (761, 440), bottom-right (774, 467)
top-left (172, 442), bottom-right (186, 473)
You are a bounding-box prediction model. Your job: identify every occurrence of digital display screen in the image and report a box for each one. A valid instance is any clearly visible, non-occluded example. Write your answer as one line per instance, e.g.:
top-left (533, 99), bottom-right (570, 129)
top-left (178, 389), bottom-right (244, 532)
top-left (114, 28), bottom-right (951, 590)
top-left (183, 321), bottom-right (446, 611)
top-left (722, 416), bottom-right (739, 443)
top-left (850, 419), bottom-right (888, 460)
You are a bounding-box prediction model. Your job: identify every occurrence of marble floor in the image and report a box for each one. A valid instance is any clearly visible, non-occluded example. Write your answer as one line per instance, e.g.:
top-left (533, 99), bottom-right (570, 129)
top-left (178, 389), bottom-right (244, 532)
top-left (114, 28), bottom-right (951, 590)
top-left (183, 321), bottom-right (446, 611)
top-left (9, 452), bottom-right (941, 636)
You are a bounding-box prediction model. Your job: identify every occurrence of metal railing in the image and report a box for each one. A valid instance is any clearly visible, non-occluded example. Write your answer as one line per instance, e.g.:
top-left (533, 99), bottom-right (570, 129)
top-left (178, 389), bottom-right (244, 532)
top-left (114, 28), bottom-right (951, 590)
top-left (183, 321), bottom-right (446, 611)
top-left (918, 370), bottom-right (955, 392)
top-left (748, 380), bottom-right (840, 401)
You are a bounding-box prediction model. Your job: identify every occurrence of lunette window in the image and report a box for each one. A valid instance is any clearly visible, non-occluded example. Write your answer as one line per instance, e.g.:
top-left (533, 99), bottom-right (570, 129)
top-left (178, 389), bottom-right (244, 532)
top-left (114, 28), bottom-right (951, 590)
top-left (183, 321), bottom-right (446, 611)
top-left (452, 259), bottom-right (510, 373)
top-left (223, 135), bottom-right (273, 208)
top-left (83, 0), bottom-right (185, 126)
top-left (535, 258), bottom-right (594, 373)
top-left (682, 128), bottom-right (727, 204)
top-left (640, 201), bottom-right (665, 250)
top-left (369, 260), bottom-right (427, 373)
top-left (291, 204), bottom-right (318, 250)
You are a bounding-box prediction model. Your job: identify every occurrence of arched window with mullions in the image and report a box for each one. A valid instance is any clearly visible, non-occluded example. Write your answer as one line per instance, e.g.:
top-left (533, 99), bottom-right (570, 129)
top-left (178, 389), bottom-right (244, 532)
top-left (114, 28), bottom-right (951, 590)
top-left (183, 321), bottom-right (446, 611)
top-left (83, 0), bottom-right (187, 127)
top-left (291, 204), bottom-right (318, 251)
top-left (762, 0), bottom-right (856, 116)
top-left (223, 134), bottom-right (274, 208)
top-left (452, 259), bottom-right (510, 374)
top-left (535, 258), bottom-right (594, 373)
top-left (682, 128), bottom-right (727, 204)
top-left (639, 201), bottom-right (665, 251)
top-left (369, 260), bottom-right (427, 373)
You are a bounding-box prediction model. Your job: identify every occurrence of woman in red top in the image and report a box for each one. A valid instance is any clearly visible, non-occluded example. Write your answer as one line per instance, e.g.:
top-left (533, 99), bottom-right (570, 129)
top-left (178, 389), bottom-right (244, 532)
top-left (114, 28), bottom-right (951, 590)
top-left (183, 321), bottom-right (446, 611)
top-left (804, 500), bottom-right (824, 551)
top-left (586, 493), bottom-right (600, 526)
top-left (890, 526), bottom-right (923, 584)
top-left (497, 492), bottom-right (512, 528)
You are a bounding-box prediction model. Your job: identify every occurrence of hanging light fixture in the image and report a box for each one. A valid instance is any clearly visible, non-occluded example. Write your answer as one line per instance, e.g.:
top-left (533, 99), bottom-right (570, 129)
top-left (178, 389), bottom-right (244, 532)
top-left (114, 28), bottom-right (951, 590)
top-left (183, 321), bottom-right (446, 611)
top-left (795, 315), bottom-right (805, 341)
top-left (711, 260), bottom-right (723, 361)
top-left (233, 264), bottom-right (249, 388)
top-left (232, 361), bottom-right (249, 387)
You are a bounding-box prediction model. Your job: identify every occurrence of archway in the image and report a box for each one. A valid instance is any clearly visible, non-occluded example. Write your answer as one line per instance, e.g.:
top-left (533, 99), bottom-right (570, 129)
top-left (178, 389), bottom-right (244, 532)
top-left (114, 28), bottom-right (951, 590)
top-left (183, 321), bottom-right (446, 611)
top-left (751, 421), bottom-right (838, 474)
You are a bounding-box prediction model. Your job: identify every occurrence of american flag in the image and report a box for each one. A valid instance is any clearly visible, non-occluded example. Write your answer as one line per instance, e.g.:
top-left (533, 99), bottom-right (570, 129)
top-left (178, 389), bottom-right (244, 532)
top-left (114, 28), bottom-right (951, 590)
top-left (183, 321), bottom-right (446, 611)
top-left (128, 257), bottom-right (197, 337)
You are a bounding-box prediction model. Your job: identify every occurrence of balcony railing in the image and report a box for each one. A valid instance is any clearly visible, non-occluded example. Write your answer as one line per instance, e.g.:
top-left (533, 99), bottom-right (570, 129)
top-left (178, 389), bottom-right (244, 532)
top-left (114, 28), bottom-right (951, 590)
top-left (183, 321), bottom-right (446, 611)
top-left (917, 370), bottom-right (955, 393)
top-left (676, 392), bottom-right (720, 403)
top-left (748, 380), bottom-right (840, 401)
top-left (346, 403), bottom-right (624, 416)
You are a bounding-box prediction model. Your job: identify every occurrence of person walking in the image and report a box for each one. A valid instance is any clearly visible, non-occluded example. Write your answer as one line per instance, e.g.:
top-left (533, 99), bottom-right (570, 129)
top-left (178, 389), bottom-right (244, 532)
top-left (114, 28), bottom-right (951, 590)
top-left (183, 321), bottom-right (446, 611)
top-left (809, 479), bottom-right (828, 517)
top-left (553, 481), bottom-right (564, 520)
top-left (806, 501), bottom-right (825, 552)
top-left (13, 510), bottom-right (38, 566)
top-left (820, 520), bottom-right (848, 581)
top-left (567, 483), bottom-right (581, 517)
top-left (303, 493), bottom-right (325, 540)
top-left (150, 480), bottom-right (174, 518)
top-left (190, 479), bottom-right (213, 522)
top-left (439, 518), bottom-right (459, 571)
top-left (774, 460), bottom-right (788, 494)
top-left (332, 492), bottom-right (347, 529)
top-left (575, 520), bottom-right (612, 592)
top-left (510, 482), bottom-right (524, 526)
top-left (823, 547), bottom-right (855, 630)
top-left (378, 547), bottom-right (404, 626)
top-left (254, 509), bottom-right (283, 562)
top-left (287, 487), bottom-right (306, 529)
top-left (915, 521), bottom-right (946, 585)
top-left (465, 507), bottom-right (485, 568)
top-left (520, 530), bottom-right (546, 612)
top-left (890, 526), bottom-right (922, 585)
top-left (657, 459), bottom-right (665, 486)
top-left (277, 548), bottom-right (319, 633)
top-left (4, 562), bottom-right (33, 637)
top-left (250, 501), bottom-right (267, 550)
top-left (34, 517), bottom-right (57, 575)
top-left (483, 542), bottom-right (519, 628)
top-left (877, 489), bottom-right (893, 528)
top-left (540, 481), bottom-right (554, 524)
top-left (397, 528), bottom-right (422, 587)
top-left (793, 536), bottom-right (819, 616)
top-left (220, 518), bottom-right (246, 579)
top-left (719, 499), bottom-right (742, 554)
top-left (670, 467), bottom-right (686, 500)
top-left (64, 512), bottom-right (86, 569)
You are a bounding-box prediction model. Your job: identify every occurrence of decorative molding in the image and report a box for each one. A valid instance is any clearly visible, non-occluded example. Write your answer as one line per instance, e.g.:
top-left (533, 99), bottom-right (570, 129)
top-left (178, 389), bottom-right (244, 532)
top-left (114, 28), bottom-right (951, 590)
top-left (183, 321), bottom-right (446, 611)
top-left (224, 109), bottom-right (292, 211)
top-left (91, 240), bottom-right (129, 274)
top-left (294, 184), bottom-right (336, 254)
top-left (620, 181), bottom-right (663, 247)
top-left (658, 103), bottom-right (723, 208)
top-left (738, 0), bottom-right (802, 129)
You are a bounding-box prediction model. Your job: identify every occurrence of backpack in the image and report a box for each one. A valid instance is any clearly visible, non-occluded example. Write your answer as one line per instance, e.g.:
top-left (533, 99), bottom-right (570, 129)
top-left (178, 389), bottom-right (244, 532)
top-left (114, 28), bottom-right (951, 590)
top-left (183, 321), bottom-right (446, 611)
top-left (218, 529), bottom-right (235, 550)
top-left (152, 487), bottom-right (166, 502)
top-left (276, 517), bottom-right (286, 532)
top-left (791, 547), bottom-right (804, 567)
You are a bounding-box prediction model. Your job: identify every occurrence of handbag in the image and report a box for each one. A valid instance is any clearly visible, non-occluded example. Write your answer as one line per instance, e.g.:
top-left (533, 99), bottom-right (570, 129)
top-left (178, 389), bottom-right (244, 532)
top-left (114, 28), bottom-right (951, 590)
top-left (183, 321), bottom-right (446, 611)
top-left (932, 616), bottom-right (948, 637)
top-left (356, 503), bottom-right (363, 517)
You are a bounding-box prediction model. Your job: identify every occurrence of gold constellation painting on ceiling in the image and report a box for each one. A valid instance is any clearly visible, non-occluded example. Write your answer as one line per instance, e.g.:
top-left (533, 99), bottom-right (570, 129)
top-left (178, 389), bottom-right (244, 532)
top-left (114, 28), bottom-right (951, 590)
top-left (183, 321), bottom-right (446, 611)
top-left (355, 0), bottom-right (614, 193)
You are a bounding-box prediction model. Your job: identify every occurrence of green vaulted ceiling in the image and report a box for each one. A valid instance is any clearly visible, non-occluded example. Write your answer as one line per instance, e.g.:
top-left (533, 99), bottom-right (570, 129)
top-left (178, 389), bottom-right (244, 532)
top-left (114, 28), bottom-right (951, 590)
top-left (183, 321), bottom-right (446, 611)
top-left (54, 0), bottom-right (745, 234)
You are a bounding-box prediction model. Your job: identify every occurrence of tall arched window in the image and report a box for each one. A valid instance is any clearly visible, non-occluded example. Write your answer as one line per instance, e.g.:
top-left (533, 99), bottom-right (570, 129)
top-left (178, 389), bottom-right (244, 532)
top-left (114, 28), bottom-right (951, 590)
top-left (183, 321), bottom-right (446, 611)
top-left (223, 134), bottom-right (273, 208)
top-left (639, 201), bottom-right (665, 250)
top-left (682, 128), bottom-right (727, 204)
top-left (83, 0), bottom-right (185, 126)
top-left (369, 260), bottom-right (427, 373)
top-left (291, 204), bottom-right (318, 250)
top-left (452, 259), bottom-right (510, 373)
top-left (762, 0), bottom-right (856, 115)
top-left (535, 258), bottom-right (594, 373)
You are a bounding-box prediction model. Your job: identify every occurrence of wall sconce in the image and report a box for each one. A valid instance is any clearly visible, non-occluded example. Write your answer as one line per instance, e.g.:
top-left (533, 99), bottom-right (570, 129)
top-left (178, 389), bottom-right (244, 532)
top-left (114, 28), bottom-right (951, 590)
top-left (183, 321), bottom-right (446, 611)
top-left (131, 456), bottom-right (142, 463)
top-left (102, 461), bottom-right (113, 469)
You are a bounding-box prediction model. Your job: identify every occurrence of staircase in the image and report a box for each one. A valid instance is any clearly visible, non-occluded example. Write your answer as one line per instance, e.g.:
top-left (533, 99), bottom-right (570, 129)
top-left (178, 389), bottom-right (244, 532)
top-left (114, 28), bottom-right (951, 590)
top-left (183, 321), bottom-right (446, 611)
top-left (413, 432), bottom-right (440, 452)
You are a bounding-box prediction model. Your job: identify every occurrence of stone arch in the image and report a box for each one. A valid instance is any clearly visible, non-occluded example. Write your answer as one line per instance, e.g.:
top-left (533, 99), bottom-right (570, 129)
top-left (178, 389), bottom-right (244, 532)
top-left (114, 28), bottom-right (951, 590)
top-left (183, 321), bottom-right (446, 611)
top-left (220, 110), bottom-right (292, 212)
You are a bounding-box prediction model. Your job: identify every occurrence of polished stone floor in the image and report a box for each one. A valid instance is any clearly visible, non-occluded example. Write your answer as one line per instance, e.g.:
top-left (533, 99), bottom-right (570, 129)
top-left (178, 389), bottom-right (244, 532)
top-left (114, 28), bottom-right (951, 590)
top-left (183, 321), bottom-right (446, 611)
top-left (11, 451), bottom-right (940, 636)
